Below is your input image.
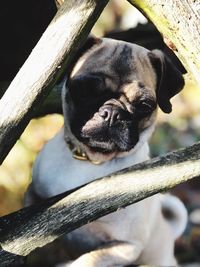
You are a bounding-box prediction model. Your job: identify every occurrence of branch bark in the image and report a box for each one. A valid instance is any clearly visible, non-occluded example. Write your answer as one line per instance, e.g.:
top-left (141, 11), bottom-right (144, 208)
top-left (0, 0), bottom-right (109, 164)
top-left (0, 142), bottom-right (200, 266)
top-left (1, 81), bottom-right (63, 117)
top-left (128, 0), bottom-right (200, 83)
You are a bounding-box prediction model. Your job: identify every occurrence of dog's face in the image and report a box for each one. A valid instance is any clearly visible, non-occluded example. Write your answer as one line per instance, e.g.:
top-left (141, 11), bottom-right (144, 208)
top-left (63, 37), bottom-right (185, 162)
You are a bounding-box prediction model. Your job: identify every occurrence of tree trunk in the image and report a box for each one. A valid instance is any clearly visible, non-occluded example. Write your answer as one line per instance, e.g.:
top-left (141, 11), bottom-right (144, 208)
top-left (129, 0), bottom-right (200, 83)
top-left (0, 142), bottom-right (200, 266)
top-left (0, 0), bottom-right (109, 164)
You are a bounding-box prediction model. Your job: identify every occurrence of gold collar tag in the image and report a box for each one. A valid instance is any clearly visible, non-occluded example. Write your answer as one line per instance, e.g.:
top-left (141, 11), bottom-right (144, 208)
top-left (67, 141), bottom-right (102, 165)
top-left (73, 148), bottom-right (88, 161)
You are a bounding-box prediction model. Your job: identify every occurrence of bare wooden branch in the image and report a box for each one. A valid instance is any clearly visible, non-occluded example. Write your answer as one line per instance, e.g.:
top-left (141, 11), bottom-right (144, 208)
top-left (0, 81), bottom-right (63, 117)
top-left (128, 0), bottom-right (200, 83)
top-left (0, 0), bottom-right (109, 164)
top-left (0, 142), bottom-right (200, 266)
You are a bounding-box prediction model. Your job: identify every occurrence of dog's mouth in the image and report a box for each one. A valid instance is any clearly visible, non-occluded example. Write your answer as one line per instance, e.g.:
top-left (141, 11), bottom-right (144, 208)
top-left (80, 124), bottom-right (139, 155)
top-left (84, 141), bottom-right (138, 155)
top-left (80, 132), bottom-right (139, 163)
top-left (83, 140), bottom-right (118, 154)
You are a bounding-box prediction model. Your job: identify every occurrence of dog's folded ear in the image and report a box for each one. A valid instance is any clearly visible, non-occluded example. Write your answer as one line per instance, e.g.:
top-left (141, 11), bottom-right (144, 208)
top-left (77, 35), bottom-right (102, 58)
top-left (67, 35), bottom-right (102, 76)
top-left (148, 50), bottom-right (185, 113)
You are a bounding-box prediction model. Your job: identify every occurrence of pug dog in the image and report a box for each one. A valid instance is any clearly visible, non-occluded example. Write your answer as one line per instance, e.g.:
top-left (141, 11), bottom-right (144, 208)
top-left (25, 37), bottom-right (188, 266)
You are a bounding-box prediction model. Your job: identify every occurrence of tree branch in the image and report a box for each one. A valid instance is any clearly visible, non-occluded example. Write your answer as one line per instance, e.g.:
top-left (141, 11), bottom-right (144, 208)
top-left (0, 80), bottom-right (64, 118)
top-left (128, 0), bottom-right (200, 83)
top-left (0, 0), bottom-right (109, 164)
top-left (0, 142), bottom-right (200, 266)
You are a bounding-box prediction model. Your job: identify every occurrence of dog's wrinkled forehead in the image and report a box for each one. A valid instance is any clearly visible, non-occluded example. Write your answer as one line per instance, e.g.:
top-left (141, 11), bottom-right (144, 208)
top-left (71, 38), bottom-right (157, 93)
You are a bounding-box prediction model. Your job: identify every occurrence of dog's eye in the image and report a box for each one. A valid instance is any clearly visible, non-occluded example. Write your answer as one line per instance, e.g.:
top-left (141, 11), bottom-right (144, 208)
top-left (70, 75), bottom-right (104, 101)
top-left (135, 99), bottom-right (156, 116)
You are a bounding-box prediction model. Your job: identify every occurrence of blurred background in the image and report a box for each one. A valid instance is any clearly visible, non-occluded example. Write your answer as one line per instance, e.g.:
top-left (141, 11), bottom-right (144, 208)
top-left (0, 0), bottom-right (200, 266)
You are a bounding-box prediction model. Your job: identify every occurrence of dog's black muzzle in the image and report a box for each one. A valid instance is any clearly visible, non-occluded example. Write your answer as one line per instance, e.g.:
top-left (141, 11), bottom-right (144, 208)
top-left (81, 100), bottom-right (139, 153)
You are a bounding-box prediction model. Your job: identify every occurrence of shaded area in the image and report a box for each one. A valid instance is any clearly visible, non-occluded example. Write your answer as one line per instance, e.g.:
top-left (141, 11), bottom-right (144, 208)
top-left (173, 178), bottom-right (200, 263)
top-left (0, 248), bottom-right (25, 267)
top-left (0, 0), bottom-right (57, 83)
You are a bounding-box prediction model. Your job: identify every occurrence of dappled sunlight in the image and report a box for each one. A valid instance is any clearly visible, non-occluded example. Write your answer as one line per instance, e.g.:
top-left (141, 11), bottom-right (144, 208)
top-left (150, 79), bottom-right (200, 156)
top-left (0, 114), bottom-right (63, 216)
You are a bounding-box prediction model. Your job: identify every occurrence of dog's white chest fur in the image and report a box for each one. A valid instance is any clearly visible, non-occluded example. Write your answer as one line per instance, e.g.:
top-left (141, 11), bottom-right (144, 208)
top-left (32, 128), bottom-right (150, 198)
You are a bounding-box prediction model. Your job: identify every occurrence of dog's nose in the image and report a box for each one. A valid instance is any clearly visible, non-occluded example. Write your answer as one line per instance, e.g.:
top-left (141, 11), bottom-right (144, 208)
top-left (99, 106), bottom-right (121, 124)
